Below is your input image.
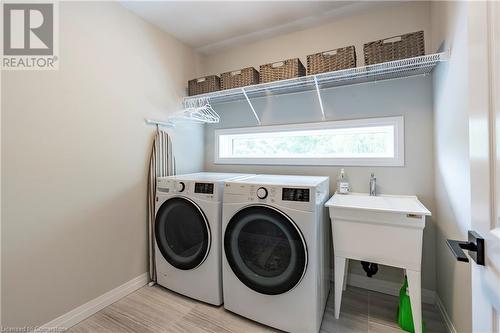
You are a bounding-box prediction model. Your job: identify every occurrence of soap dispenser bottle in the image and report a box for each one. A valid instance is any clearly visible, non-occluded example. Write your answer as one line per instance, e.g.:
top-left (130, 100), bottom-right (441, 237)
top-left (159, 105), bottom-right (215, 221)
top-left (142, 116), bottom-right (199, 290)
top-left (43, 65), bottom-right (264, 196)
top-left (337, 168), bottom-right (350, 194)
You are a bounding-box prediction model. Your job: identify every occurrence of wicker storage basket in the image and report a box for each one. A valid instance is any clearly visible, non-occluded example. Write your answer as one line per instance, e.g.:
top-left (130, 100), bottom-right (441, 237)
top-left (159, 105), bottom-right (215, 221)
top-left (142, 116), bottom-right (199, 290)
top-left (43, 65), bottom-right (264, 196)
top-left (188, 75), bottom-right (220, 96)
top-left (364, 31), bottom-right (425, 65)
top-left (307, 46), bottom-right (356, 75)
top-left (220, 67), bottom-right (259, 90)
top-left (259, 58), bottom-right (306, 83)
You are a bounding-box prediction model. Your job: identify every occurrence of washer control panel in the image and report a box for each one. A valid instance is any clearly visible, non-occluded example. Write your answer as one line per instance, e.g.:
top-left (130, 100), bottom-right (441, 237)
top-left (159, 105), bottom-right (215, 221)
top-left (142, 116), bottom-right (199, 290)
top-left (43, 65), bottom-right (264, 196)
top-left (156, 178), bottom-right (218, 201)
top-left (176, 182), bottom-right (186, 192)
top-left (195, 182), bottom-right (214, 194)
top-left (256, 187), bottom-right (268, 199)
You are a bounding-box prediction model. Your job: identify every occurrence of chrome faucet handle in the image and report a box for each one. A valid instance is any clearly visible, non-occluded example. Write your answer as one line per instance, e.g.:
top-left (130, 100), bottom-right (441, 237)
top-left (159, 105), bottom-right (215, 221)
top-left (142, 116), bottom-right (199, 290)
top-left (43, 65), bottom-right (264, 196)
top-left (369, 173), bottom-right (376, 196)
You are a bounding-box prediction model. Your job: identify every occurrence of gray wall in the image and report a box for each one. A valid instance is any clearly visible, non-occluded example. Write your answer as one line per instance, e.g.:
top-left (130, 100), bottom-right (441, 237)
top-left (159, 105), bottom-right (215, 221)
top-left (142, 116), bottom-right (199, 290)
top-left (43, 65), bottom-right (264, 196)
top-left (204, 75), bottom-right (436, 291)
top-left (1, 2), bottom-right (203, 327)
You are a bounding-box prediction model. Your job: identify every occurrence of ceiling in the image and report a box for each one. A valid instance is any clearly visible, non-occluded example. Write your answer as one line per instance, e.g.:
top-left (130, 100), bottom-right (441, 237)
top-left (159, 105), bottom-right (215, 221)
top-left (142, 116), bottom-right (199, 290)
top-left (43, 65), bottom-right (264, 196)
top-left (120, 1), bottom-right (396, 54)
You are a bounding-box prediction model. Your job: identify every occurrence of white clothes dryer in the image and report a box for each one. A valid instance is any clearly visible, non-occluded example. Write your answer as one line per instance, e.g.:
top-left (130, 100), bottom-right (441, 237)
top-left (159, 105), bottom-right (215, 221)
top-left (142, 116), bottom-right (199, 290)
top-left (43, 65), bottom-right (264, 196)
top-left (222, 174), bottom-right (330, 332)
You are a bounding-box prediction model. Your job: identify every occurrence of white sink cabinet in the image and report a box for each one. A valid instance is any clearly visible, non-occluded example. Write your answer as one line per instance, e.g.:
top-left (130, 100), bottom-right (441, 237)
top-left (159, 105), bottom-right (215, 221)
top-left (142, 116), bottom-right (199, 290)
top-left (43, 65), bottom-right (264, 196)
top-left (325, 193), bottom-right (431, 333)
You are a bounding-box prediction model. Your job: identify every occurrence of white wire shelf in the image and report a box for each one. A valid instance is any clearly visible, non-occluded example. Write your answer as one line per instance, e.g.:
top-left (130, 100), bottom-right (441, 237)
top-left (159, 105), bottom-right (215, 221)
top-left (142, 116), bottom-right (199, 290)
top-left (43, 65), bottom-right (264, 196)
top-left (183, 51), bottom-right (449, 105)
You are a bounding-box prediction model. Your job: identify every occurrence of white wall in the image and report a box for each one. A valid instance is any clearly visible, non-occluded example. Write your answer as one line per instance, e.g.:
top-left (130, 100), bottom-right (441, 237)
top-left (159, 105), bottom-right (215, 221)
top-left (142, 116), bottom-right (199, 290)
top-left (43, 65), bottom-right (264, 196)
top-left (201, 2), bottom-right (436, 291)
top-left (1, 2), bottom-right (202, 327)
top-left (431, 2), bottom-right (472, 332)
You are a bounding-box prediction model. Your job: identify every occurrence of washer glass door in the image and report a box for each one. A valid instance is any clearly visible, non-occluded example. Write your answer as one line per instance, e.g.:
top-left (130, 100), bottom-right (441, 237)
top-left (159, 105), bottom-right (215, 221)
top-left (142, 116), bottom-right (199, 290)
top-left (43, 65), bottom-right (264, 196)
top-left (224, 205), bottom-right (307, 295)
top-left (155, 197), bottom-right (210, 270)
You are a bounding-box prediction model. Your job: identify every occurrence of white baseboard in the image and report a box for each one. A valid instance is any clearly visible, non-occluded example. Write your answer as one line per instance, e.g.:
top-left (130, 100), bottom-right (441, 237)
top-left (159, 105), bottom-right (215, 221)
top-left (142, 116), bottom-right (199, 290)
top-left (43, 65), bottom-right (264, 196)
top-left (35, 272), bottom-right (149, 332)
top-left (31, 271), bottom-right (454, 332)
top-left (435, 295), bottom-right (457, 333)
top-left (346, 273), bottom-right (436, 304)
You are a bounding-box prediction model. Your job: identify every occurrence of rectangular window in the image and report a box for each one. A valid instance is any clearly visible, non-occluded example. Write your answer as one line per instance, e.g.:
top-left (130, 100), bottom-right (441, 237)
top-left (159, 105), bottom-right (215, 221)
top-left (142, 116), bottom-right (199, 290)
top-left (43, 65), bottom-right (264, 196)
top-left (214, 116), bottom-right (404, 166)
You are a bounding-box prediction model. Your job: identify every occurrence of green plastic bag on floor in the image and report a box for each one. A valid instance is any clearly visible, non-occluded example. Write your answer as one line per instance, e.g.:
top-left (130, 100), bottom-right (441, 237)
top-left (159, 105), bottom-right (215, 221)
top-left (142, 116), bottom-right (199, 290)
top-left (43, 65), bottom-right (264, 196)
top-left (397, 276), bottom-right (425, 333)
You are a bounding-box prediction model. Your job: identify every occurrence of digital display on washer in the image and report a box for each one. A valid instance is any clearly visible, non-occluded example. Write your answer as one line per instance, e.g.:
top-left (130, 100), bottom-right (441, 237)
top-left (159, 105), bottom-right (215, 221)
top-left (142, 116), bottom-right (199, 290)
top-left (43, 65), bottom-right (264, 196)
top-left (282, 188), bottom-right (310, 202)
top-left (195, 182), bottom-right (214, 194)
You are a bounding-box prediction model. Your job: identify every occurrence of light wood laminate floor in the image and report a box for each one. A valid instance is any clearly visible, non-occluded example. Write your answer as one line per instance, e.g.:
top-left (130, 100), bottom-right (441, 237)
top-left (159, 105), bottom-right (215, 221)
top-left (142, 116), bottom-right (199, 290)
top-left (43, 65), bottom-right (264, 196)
top-left (68, 285), bottom-right (447, 333)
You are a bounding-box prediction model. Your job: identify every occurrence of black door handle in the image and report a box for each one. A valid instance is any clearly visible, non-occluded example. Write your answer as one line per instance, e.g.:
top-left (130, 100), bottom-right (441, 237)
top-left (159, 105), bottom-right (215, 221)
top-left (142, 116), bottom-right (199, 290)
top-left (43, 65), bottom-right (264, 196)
top-left (446, 239), bottom-right (472, 262)
top-left (446, 230), bottom-right (485, 266)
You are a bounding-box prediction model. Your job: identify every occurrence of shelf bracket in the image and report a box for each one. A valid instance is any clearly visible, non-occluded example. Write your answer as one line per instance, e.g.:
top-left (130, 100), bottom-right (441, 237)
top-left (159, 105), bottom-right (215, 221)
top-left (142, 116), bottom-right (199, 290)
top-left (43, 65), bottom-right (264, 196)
top-left (441, 48), bottom-right (451, 61)
top-left (241, 87), bottom-right (261, 125)
top-left (145, 118), bottom-right (175, 128)
top-left (313, 76), bottom-right (326, 120)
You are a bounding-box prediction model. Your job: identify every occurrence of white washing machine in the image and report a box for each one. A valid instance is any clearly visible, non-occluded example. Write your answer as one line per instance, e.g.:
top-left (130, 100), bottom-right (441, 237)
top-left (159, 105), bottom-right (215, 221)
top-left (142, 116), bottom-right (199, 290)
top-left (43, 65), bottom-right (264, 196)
top-left (155, 172), bottom-right (254, 305)
top-left (222, 174), bottom-right (331, 333)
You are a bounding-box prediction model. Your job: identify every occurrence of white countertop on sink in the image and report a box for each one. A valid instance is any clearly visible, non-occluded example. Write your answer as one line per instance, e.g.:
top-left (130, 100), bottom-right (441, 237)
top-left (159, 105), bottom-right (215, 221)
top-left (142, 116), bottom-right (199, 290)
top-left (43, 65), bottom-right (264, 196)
top-left (325, 192), bottom-right (431, 216)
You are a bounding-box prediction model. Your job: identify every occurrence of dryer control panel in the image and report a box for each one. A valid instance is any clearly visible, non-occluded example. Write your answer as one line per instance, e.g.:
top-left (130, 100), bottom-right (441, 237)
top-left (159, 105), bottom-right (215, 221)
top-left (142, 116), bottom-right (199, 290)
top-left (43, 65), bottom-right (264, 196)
top-left (223, 183), bottom-right (322, 212)
top-left (282, 188), bottom-right (310, 202)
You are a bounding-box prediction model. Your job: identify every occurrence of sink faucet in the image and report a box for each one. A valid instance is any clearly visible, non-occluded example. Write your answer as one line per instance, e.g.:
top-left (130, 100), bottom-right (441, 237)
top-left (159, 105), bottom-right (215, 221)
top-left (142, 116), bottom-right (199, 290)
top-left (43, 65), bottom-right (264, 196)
top-left (369, 173), bottom-right (376, 196)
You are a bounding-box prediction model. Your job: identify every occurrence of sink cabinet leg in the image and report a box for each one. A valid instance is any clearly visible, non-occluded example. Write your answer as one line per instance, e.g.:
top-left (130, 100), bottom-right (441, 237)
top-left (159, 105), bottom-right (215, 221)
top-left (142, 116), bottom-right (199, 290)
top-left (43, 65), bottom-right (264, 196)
top-left (334, 256), bottom-right (346, 319)
top-left (343, 259), bottom-right (349, 291)
top-left (406, 269), bottom-right (422, 333)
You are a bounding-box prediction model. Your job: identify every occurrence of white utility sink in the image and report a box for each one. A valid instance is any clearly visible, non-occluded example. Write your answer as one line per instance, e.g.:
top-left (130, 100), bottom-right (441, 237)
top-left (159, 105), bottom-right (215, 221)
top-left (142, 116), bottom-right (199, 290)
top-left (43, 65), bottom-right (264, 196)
top-left (327, 192), bottom-right (431, 216)
top-left (325, 193), bottom-right (431, 333)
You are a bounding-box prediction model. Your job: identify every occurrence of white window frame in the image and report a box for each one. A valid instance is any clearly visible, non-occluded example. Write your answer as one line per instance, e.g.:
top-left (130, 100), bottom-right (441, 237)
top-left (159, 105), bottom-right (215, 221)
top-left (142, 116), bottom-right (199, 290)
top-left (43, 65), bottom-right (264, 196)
top-left (214, 116), bottom-right (404, 166)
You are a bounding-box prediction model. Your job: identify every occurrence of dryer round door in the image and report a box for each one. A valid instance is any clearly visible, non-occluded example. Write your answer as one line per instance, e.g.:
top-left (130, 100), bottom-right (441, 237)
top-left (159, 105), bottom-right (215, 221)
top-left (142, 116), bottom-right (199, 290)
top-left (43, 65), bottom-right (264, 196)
top-left (224, 205), bottom-right (307, 295)
top-left (155, 197), bottom-right (211, 270)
